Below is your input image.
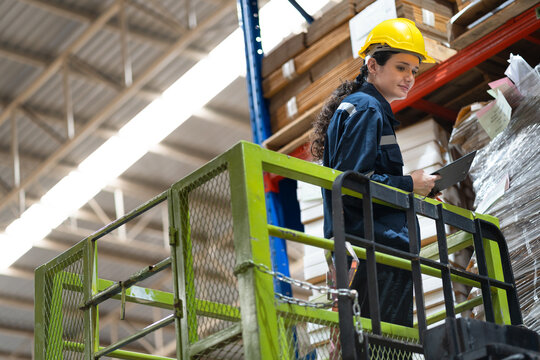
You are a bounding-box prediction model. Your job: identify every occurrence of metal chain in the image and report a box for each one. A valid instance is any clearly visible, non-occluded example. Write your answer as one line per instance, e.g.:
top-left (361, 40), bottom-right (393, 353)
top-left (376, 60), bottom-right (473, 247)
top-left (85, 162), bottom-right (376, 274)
top-left (275, 293), bottom-right (332, 309)
top-left (352, 293), bottom-right (364, 342)
top-left (241, 260), bottom-right (364, 340)
top-left (243, 260), bottom-right (357, 298)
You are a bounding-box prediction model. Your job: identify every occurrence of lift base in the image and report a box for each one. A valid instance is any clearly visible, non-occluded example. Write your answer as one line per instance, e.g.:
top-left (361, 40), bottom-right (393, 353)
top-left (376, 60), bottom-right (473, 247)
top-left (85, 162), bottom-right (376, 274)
top-left (424, 317), bottom-right (540, 360)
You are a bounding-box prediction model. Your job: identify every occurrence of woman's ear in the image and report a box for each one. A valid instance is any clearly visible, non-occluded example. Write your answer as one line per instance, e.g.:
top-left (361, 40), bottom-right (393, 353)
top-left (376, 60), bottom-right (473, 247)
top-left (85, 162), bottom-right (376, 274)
top-left (366, 57), bottom-right (378, 75)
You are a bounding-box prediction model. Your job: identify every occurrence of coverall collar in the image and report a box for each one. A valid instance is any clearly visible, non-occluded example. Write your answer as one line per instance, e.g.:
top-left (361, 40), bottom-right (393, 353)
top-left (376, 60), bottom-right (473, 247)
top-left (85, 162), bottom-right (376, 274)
top-left (360, 81), bottom-right (400, 127)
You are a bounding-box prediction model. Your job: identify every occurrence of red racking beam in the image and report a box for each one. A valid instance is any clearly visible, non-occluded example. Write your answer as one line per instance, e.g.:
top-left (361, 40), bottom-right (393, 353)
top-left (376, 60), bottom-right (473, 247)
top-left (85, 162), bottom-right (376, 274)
top-left (392, 6), bottom-right (540, 112)
top-left (409, 99), bottom-right (459, 123)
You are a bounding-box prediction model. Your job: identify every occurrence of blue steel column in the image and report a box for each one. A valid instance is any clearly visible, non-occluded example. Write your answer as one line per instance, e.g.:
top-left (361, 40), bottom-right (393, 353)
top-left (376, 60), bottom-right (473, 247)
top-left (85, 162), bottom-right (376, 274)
top-left (237, 0), bottom-right (294, 296)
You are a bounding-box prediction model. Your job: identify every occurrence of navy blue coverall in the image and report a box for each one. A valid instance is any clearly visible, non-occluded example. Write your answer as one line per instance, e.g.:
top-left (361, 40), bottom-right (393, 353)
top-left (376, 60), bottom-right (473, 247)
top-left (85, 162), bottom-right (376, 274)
top-left (322, 81), bottom-right (417, 327)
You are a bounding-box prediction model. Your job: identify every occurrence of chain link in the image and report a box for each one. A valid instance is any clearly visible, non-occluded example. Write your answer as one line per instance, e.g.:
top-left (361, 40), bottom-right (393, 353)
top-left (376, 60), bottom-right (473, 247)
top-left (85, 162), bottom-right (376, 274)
top-left (240, 260), bottom-right (364, 340)
top-left (241, 260), bottom-right (358, 299)
top-left (352, 293), bottom-right (364, 342)
top-left (275, 293), bottom-right (332, 309)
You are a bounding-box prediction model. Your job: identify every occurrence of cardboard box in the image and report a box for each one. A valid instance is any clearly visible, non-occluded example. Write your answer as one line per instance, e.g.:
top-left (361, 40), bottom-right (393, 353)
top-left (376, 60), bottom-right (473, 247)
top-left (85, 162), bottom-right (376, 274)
top-left (402, 140), bottom-right (446, 174)
top-left (262, 32), bottom-right (306, 78)
top-left (396, 118), bottom-right (449, 152)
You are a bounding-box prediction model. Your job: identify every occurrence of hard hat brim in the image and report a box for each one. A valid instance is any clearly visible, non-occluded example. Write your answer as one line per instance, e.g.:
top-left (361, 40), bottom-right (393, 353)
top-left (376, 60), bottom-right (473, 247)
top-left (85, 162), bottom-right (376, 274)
top-left (358, 46), bottom-right (436, 64)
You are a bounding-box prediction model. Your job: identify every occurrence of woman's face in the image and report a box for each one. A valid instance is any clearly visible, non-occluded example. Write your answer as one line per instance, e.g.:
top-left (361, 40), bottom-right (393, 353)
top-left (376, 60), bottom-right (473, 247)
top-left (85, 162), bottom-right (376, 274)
top-left (367, 53), bottom-right (420, 103)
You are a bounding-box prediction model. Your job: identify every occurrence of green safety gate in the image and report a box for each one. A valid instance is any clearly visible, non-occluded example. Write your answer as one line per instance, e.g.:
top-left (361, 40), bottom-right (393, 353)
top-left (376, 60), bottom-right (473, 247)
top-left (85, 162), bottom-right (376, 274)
top-left (34, 141), bottom-right (518, 359)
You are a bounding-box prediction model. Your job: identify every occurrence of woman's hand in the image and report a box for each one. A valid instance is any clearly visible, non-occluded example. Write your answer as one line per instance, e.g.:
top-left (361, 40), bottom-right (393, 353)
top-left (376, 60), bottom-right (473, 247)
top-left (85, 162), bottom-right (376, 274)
top-left (410, 169), bottom-right (441, 196)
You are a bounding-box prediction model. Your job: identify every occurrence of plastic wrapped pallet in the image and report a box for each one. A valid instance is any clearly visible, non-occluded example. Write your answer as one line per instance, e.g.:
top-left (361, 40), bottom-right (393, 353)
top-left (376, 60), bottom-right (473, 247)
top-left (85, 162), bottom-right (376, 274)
top-left (469, 93), bottom-right (540, 332)
top-left (449, 102), bottom-right (491, 155)
top-left (447, 101), bottom-right (496, 211)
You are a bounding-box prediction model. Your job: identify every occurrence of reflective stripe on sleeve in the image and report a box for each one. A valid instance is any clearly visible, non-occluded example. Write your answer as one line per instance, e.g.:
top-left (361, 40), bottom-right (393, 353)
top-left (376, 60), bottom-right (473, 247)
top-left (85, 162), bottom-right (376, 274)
top-left (380, 135), bottom-right (397, 146)
top-left (337, 102), bottom-right (356, 116)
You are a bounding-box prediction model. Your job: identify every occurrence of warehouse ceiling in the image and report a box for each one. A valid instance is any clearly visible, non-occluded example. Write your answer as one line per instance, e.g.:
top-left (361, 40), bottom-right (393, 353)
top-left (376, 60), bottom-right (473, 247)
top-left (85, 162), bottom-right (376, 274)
top-left (0, 0), bottom-right (538, 358)
top-left (0, 0), bottom-right (255, 358)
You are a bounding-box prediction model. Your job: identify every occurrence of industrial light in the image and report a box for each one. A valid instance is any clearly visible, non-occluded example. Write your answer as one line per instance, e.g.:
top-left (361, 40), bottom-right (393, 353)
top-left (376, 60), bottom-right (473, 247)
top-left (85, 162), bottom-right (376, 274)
top-left (0, 0), bottom-right (331, 270)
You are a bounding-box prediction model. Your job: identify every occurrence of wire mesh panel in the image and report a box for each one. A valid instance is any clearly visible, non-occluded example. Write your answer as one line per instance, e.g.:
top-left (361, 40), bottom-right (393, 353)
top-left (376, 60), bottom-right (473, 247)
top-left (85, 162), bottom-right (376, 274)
top-left (278, 308), bottom-right (341, 360)
top-left (36, 243), bottom-right (87, 359)
top-left (191, 338), bottom-right (245, 360)
top-left (178, 163), bottom-right (243, 357)
top-left (367, 336), bottom-right (423, 360)
top-left (277, 307), bottom-right (424, 360)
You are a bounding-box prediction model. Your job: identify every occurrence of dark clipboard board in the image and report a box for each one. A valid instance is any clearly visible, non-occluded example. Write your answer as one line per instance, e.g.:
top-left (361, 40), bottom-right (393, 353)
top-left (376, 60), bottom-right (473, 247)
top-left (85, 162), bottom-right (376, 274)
top-left (428, 151), bottom-right (477, 197)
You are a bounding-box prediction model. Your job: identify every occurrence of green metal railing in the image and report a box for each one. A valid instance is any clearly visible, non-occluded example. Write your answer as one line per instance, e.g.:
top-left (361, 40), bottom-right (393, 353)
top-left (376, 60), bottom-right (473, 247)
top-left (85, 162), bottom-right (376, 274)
top-left (35, 140), bottom-right (515, 359)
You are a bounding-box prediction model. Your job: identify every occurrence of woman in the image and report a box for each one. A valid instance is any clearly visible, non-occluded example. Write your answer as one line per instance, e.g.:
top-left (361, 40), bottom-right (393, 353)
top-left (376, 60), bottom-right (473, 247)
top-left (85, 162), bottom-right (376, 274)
top-left (311, 18), bottom-right (440, 329)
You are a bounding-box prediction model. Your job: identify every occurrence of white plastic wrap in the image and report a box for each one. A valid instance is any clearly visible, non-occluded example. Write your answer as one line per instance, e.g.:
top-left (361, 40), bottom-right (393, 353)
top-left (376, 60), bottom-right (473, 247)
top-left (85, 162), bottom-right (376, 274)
top-left (469, 94), bottom-right (540, 331)
top-left (505, 55), bottom-right (540, 97)
top-left (448, 103), bottom-right (491, 154)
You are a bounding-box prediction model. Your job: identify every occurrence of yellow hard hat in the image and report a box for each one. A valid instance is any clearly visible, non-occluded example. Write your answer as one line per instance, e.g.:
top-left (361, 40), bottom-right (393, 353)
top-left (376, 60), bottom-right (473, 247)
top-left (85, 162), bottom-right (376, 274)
top-left (358, 18), bottom-right (435, 63)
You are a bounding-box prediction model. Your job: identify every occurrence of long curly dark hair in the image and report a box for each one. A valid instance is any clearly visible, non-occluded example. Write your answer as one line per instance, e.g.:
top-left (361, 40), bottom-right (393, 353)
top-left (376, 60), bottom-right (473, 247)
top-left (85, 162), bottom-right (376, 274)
top-left (310, 51), bottom-right (397, 160)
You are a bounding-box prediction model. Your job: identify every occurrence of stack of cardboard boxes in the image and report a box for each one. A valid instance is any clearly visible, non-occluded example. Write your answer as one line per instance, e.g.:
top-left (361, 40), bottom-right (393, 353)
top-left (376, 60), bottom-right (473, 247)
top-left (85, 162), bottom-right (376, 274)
top-left (262, 0), bottom-right (458, 155)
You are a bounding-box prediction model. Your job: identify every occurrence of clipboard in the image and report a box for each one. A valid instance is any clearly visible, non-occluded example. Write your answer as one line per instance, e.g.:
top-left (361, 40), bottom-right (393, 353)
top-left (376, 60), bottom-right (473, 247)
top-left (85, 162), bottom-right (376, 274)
top-left (429, 151), bottom-right (477, 197)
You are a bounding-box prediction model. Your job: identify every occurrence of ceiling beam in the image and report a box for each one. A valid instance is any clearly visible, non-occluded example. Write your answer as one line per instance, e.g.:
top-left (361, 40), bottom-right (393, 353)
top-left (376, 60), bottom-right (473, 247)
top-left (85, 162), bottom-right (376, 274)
top-left (0, 44), bottom-right (161, 102)
top-left (156, 338), bottom-right (178, 357)
top-left (107, 177), bottom-right (166, 200)
top-left (194, 106), bottom-right (251, 131)
top-left (181, 47), bottom-right (208, 61)
top-left (68, 56), bottom-right (162, 101)
top-left (0, 238), bottom-right (168, 283)
top-left (0, 150), bottom-right (164, 203)
top-left (74, 207), bottom-right (166, 237)
top-left (18, 0), bottom-right (210, 61)
top-left (18, 0), bottom-right (177, 47)
top-left (0, 294), bottom-right (34, 311)
top-left (0, 326), bottom-right (33, 343)
top-left (18, 106), bottom-right (66, 143)
top-left (149, 143), bottom-right (209, 167)
top-left (0, 43), bottom-right (48, 68)
top-left (0, 148), bottom-right (75, 174)
top-left (0, 154), bottom-right (202, 211)
top-left (53, 223), bottom-right (168, 257)
top-left (0, 350), bottom-right (31, 360)
top-left (0, 1), bottom-right (236, 215)
top-left (128, 0), bottom-right (186, 33)
top-left (0, 267), bottom-right (34, 281)
top-left (7, 110), bottom-right (231, 190)
top-left (0, 0), bottom-right (121, 129)
top-left (0, 177), bottom-right (10, 194)
top-left (18, 104), bottom-right (116, 139)
top-left (33, 235), bottom-right (169, 267)
top-left (0, 193), bottom-right (166, 242)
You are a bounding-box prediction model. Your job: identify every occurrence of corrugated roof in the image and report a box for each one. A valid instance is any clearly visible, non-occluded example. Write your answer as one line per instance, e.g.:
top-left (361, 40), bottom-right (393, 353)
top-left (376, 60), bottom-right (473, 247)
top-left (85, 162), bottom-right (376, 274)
top-left (0, 1), bottom-right (252, 357)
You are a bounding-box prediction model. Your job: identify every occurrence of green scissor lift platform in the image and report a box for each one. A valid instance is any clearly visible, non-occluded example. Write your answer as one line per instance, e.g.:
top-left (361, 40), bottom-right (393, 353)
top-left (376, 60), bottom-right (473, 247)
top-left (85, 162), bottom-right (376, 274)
top-left (34, 141), bottom-right (535, 359)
